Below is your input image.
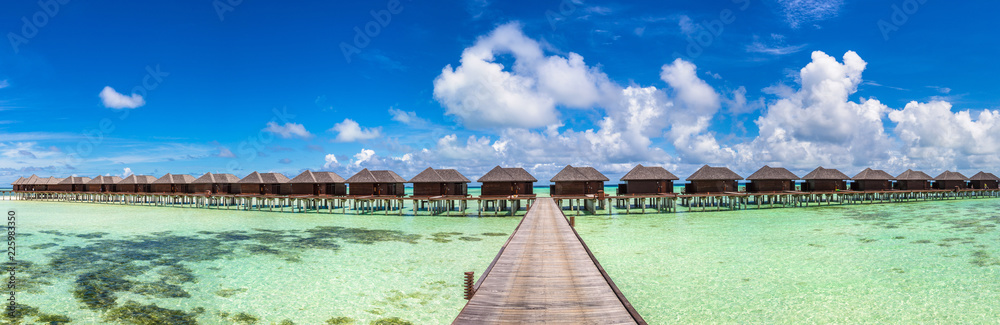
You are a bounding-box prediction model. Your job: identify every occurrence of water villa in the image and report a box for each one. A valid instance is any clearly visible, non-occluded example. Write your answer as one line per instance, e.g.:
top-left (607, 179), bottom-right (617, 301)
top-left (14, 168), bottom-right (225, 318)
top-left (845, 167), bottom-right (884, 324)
top-left (345, 169), bottom-right (405, 197)
top-left (408, 167), bottom-right (470, 196)
top-left (969, 171), bottom-right (1000, 189)
top-left (801, 167), bottom-right (848, 192)
top-left (11, 176), bottom-right (25, 191)
top-left (851, 168), bottom-right (894, 191)
top-left (617, 164), bottom-right (678, 195)
top-left (193, 172), bottom-right (242, 194)
top-left (87, 176), bottom-right (121, 193)
top-left (934, 170), bottom-right (968, 190)
top-left (118, 175), bottom-right (157, 193)
top-left (289, 170), bottom-right (346, 196)
top-left (685, 165), bottom-right (742, 194)
top-left (478, 166), bottom-right (536, 196)
top-left (239, 172), bottom-right (291, 195)
top-left (894, 169), bottom-right (932, 190)
top-left (5, 164), bottom-right (1000, 216)
top-left (152, 174), bottom-right (195, 193)
top-left (745, 165), bottom-right (798, 193)
top-left (550, 165), bottom-right (609, 196)
top-left (58, 176), bottom-right (91, 192)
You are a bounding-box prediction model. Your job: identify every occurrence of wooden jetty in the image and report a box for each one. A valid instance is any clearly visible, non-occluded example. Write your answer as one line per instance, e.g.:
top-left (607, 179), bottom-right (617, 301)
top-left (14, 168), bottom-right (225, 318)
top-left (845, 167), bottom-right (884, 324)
top-left (454, 198), bottom-right (645, 324)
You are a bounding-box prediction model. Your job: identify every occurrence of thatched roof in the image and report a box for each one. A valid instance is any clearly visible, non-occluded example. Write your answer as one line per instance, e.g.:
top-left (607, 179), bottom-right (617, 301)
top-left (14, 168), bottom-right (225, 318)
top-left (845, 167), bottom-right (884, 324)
top-left (746, 165), bottom-right (799, 180)
top-left (853, 168), bottom-right (895, 180)
top-left (11, 177), bottom-right (24, 185)
top-left (21, 175), bottom-right (40, 185)
top-left (550, 165), bottom-right (609, 182)
top-left (345, 169), bottom-right (406, 183)
top-left (289, 170), bottom-right (346, 184)
top-left (88, 176), bottom-right (122, 185)
top-left (118, 175), bottom-right (158, 185)
top-left (408, 167), bottom-right (471, 183)
top-left (239, 172), bottom-right (291, 184)
top-left (153, 173), bottom-right (196, 184)
top-left (802, 167), bottom-right (849, 180)
top-left (895, 169), bottom-right (932, 181)
top-left (686, 165), bottom-right (743, 181)
top-left (192, 172), bottom-right (241, 184)
top-left (477, 166), bottom-right (537, 182)
top-left (620, 164), bottom-right (679, 181)
top-left (355, 169), bottom-right (403, 183)
top-left (934, 170), bottom-right (968, 181)
top-left (969, 171), bottom-right (1000, 181)
top-left (58, 176), bottom-right (92, 185)
top-left (42, 177), bottom-right (64, 185)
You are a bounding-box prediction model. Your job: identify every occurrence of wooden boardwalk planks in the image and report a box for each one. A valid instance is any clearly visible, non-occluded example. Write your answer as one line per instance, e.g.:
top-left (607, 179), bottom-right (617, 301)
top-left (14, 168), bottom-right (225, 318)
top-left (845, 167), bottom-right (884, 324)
top-left (454, 197), bottom-right (644, 324)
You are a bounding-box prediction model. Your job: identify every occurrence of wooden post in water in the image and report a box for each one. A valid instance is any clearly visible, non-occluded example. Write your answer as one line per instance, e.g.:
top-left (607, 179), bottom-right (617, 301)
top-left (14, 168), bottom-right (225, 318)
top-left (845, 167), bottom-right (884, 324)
top-left (463, 271), bottom-right (475, 300)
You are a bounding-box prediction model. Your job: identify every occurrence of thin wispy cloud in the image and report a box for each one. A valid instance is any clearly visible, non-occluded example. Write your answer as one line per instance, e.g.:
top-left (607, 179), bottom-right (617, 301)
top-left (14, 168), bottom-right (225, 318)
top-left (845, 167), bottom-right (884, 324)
top-left (746, 34), bottom-right (807, 56)
top-left (263, 122), bottom-right (313, 139)
top-left (774, 0), bottom-right (844, 28)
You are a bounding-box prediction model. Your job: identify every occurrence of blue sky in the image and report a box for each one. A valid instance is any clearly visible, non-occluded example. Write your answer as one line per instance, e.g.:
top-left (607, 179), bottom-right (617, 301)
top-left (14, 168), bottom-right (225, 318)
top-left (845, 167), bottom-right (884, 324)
top-left (2, 0), bottom-right (999, 184)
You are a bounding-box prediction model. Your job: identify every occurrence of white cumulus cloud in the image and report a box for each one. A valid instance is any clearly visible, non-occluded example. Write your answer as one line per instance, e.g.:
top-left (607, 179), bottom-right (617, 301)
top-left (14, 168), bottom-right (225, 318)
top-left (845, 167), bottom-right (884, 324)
top-left (432, 22), bottom-right (617, 129)
top-left (99, 86), bottom-right (145, 109)
top-left (263, 122), bottom-right (313, 139)
top-left (330, 119), bottom-right (381, 142)
top-left (736, 51), bottom-right (892, 170)
top-left (323, 154), bottom-right (339, 169)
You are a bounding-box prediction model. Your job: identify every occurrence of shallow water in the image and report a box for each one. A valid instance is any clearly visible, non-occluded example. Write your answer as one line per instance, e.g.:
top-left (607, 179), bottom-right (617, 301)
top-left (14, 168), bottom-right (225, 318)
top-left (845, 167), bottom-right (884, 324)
top-left (6, 200), bottom-right (517, 324)
top-left (579, 198), bottom-right (1000, 323)
top-left (6, 194), bottom-right (1000, 324)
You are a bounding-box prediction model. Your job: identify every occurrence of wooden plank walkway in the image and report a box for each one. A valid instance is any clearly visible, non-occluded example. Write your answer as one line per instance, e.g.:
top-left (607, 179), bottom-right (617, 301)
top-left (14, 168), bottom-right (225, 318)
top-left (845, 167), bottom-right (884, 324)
top-left (454, 198), bottom-right (645, 324)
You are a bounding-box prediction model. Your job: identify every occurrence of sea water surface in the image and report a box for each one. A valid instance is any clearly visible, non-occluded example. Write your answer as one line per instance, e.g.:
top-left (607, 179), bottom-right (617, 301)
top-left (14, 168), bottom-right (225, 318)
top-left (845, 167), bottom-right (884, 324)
top-left (6, 199), bottom-right (518, 324)
top-left (580, 198), bottom-right (1000, 323)
top-left (5, 189), bottom-right (1000, 324)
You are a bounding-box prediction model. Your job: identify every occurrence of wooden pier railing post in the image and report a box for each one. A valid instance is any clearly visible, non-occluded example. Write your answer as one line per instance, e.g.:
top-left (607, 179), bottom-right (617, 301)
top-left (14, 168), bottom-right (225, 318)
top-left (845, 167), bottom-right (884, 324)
top-left (463, 271), bottom-right (475, 300)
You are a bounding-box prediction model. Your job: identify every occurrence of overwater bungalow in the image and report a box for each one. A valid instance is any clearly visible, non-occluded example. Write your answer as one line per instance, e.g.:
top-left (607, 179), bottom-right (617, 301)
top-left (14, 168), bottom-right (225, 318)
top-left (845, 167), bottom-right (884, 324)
top-left (18, 175), bottom-right (40, 191)
top-left (746, 165), bottom-right (799, 193)
top-left (117, 175), bottom-right (158, 193)
top-left (478, 166), bottom-right (537, 196)
top-left (685, 165), bottom-right (742, 194)
top-left (345, 169), bottom-right (406, 196)
top-left (852, 168), bottom-right (895, 191)
top-left (969, 171), bottom-right (1000, 189)
top-left (152, 174), bottom-right (196, 193)
top-left (408, 167), bottom-right (471, 196)
top-left (38, 177), bottom-right (63, 191)
top-left (57, 176), bottom-right (92, 192)
top-left (86, 176), bottom-right (122, 193)
top-left (289, 170), bottom-right (347, 196)
top-left (550, 165), bottom-right (609, 196)
top-left (801, 167), bottom-right (849, 192)
top-left (617, 164), bottom-right (678, 195)
top-left (238, 172), bottom-right (291, 195)
top-left (192, 172), bottom-right (242, 194)
top-left (933, 170), bottom-right (968, 190)
top-left (894, 169), bottom-right (932, 190)
top-left (11, 177), bottom-right (25, 191)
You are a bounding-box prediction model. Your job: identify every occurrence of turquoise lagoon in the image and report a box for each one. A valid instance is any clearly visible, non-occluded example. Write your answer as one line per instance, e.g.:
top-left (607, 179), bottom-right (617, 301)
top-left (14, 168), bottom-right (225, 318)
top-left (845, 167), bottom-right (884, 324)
top-left (4, 188), bottom-right (1000, 324)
